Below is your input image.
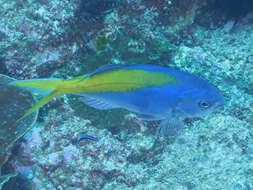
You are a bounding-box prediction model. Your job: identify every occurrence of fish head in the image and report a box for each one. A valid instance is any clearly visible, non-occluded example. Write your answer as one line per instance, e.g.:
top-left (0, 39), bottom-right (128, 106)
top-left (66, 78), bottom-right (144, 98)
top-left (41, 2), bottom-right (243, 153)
top-left (176, 81), bottom-right (225, 118)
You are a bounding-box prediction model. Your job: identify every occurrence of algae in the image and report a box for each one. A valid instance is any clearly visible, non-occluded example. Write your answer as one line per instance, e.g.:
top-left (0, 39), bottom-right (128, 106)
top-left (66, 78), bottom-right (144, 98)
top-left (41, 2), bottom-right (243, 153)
top-left (93, 30), bottom-right (112, 51)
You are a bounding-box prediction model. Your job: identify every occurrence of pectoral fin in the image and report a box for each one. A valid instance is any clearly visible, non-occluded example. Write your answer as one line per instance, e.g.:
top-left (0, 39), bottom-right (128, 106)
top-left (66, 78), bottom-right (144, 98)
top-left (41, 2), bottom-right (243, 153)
top-left (79, 96), bottom-right (120, 110)
top-left (136, 114), bottom-right (162, 121)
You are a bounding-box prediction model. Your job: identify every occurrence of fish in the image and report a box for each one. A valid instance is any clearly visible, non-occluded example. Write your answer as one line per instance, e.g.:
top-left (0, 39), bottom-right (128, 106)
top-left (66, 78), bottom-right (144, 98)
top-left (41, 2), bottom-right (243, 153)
top-left (9, 64), bottom-right (225, 136)
top-left (76, 135), bottom-right (99, 148)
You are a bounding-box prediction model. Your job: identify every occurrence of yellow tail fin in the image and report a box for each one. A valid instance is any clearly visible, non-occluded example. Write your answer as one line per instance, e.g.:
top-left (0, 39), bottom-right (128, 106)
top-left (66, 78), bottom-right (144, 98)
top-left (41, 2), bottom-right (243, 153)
top-left (16, 90), bottom-right (61, 122)
top-left (9, 75), bottom-right (88, 122)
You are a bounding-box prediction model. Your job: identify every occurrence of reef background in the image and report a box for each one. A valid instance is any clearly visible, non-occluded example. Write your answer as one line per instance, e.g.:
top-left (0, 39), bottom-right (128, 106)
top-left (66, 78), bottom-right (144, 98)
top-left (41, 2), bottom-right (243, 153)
top-left (0, 0), bottom-right (253, 189)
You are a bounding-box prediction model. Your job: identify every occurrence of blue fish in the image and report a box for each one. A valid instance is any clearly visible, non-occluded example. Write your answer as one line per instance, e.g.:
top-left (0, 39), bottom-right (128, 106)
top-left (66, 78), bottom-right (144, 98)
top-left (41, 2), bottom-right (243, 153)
top-left (10, 64), bottom-right (225, 135)
top-left (76, 135), bottom-right (99, 147)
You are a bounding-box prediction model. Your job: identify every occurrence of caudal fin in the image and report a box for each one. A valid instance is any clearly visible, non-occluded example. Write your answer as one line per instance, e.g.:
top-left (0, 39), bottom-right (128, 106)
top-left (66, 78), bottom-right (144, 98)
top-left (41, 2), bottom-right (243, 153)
top-left (9, 78), bottom-right (75, 122)
top-left (16, 90), bottom-right (61, 122)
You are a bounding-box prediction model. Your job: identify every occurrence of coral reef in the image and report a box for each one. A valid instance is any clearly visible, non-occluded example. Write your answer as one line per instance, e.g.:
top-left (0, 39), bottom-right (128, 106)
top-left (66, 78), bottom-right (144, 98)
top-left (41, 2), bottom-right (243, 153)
top-left (0, 0), bottom-right (253, 189)
top-left (13, 102), bottom-right (158, 189)
top-left (0, 173), bottom-right (17, 189)
top-left (12, 96), bottom-right (253, 189)
top-left (0, 74), bottom-right (37, 189)
top-left (0, 0), bottom-right (78, 79)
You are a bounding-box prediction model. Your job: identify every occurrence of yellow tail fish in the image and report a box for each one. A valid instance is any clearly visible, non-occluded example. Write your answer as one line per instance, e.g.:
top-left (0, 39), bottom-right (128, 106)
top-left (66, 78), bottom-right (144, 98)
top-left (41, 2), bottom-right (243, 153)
top-left (9, 64), bottom-right (224, 135)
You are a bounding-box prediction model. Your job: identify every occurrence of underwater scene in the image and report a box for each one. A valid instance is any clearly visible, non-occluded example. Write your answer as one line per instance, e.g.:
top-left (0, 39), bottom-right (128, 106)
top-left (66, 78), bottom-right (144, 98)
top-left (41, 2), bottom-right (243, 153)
top-left (0, 0), bottom-right (253, 189)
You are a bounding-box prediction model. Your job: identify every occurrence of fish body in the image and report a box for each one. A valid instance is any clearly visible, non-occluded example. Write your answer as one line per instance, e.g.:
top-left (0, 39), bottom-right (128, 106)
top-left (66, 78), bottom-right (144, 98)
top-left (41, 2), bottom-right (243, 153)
top-left (10, 64), bottom-right (224, 135)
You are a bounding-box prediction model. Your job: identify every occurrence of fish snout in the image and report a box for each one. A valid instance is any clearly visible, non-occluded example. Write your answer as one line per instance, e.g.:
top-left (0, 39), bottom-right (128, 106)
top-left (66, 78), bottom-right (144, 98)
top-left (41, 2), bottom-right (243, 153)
top-left (213, 97), bottom-right (225, 113)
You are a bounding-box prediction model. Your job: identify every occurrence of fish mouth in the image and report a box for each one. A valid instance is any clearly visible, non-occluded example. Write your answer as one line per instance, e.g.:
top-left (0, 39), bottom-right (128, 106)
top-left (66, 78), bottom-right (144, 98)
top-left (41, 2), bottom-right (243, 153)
top-left (215, 96), bottom-right (225, 109)
top-left (212, 100), bottom-right (225, 114)
top-left (215, 103), bottom-right (225, 109)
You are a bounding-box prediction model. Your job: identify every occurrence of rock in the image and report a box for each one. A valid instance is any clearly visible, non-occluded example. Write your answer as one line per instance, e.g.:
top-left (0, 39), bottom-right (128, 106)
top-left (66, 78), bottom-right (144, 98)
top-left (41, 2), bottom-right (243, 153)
top-left (0, 74), bottom-right (38, 187)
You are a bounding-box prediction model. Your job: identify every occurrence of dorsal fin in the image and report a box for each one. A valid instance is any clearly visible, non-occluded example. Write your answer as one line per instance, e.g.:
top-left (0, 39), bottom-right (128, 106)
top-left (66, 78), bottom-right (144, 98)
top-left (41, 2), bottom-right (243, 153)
top-left (84, 64), bottom-right (175, 80)
top-left (68, 74), bottom-right (89, 82)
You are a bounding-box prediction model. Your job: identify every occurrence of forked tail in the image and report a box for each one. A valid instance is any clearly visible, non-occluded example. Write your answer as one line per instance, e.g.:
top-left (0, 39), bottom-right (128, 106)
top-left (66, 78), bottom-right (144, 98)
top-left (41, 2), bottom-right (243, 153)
top-left (9, 75), bottom-right (87, 122)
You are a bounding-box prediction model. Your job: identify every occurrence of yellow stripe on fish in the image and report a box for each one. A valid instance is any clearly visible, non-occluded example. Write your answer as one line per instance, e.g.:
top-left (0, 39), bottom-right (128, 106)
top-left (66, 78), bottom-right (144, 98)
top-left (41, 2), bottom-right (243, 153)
top-left (78, 69), bottom-right (180, 93)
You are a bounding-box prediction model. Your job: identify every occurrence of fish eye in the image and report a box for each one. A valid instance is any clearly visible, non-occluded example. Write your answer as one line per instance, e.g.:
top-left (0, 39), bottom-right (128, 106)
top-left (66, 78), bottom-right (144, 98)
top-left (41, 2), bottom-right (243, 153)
top-left (198, 100), bottom-right (210, 109)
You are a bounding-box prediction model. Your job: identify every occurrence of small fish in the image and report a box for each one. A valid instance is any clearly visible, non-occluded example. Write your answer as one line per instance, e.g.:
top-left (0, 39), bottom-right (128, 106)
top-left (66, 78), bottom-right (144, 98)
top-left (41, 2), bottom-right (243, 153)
top-left (9, 64), bottom-right (224, 135)
top-left (76, 135), bottom-right (99, 148)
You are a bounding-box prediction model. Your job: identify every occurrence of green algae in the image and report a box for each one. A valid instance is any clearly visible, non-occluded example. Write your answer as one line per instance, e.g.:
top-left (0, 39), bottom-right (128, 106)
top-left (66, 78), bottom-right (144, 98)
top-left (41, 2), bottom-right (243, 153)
top-left (93, 30), bottom-right (112, 51)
